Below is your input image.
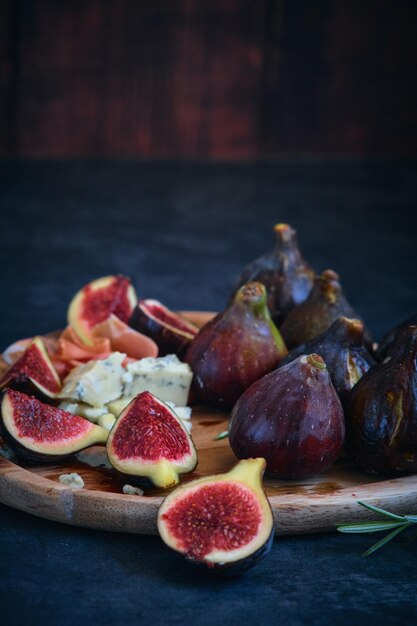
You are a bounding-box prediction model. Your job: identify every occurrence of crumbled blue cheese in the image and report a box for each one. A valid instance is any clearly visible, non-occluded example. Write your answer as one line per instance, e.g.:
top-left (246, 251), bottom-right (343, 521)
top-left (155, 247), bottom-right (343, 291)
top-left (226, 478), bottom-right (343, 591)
top-left (59, 352), bottom-right (126, 407)
top-left (122, 484), bottom-right (144, 496)
top-left (122, 354), bottom-right (193, 406)
top-left (58, 473), bottom-right (85, 489)
top-left (165, 402), bottom-right (191, 421)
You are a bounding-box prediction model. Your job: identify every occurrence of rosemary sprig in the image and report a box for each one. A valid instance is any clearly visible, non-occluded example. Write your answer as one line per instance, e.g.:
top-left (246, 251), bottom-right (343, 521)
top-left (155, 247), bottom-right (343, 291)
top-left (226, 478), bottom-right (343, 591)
top-left (213, 430), bottom-right (229, 441)
top-left (337, 501), bottom-right (417, 557)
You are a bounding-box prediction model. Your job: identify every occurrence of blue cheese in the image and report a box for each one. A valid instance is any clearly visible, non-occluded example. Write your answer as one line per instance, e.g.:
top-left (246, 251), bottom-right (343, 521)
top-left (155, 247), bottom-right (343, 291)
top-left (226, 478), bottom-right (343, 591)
top-left (58, 473), bottom-right (85, 489)
top-left (59, 352), bottom-right (126, 407)
top-left (122, 354), bottom-right (193, 407)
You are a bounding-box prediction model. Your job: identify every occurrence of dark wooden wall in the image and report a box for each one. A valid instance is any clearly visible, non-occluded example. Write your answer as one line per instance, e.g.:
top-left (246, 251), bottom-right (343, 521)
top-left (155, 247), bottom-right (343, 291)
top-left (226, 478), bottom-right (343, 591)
top-left (1, 0), bottom-right (416, 158)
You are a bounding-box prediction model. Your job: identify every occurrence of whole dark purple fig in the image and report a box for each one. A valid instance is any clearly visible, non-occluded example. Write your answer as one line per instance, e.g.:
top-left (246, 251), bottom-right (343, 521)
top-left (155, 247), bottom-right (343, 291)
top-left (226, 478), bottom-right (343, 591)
top-left (279, 317), bottom-right (375, 406)
top-left (185, 282), bottom-right (287, 409)
top-left (229, 354), bottom-right (345, 479)
top-left (346, 325), bottom-right (417, 475)
top-left (280, 269), bottom-right (373, 350)
top-left (376, 309), bottom-right (417, 360)
top-left (234, 223), bottom-right (315, 325)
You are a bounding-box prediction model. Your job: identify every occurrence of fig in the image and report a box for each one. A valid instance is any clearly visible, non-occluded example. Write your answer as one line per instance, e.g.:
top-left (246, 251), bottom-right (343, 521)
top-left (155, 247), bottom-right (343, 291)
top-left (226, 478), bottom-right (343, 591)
top-left (229, 354), bottom-right (345, 479)
top-left (280, 269), bottom-right (373, 350)
top-left (376, 309), bottom-right (417, 360)
top-left (157, 458), bottom-right (273, 573)
top-left (278, 317), bottom-right (375, 406)
top-left (0, 389), bottom-right (108, 463)
top-left (185, 282), bottom-right (287, 409)
top-left (234, 223), bottom-right (315, 325)
top-left (68, 275), bottom-right (137, 345)
top-left (129, 299), bottom-right (198, 357)
top-left (0, 337), bottom-right (61, 398)
top-left (346, 325), bottom-right (417, 475)
top-left (107, 391), bottom-right (197, 489)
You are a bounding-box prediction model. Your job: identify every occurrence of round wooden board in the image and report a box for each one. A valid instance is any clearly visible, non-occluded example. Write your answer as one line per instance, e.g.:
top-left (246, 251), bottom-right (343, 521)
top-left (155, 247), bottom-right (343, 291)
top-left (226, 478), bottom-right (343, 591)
top-left (0, 311), bottom-right (416, 536)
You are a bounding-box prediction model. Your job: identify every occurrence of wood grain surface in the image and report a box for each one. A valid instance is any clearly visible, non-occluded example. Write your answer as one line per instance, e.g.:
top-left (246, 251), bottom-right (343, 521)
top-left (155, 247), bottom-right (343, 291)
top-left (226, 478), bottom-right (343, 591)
top-left (0, 309), bottom-right (416, 536)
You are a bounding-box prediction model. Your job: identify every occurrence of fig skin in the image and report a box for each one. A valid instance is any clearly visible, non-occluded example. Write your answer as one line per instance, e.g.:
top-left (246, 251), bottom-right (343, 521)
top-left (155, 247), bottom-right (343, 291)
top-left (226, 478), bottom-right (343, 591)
top-left (278, 317), bottom-right (375, 406)
top-left (235, 223), bottom-right (315, 325)
top-left (345, 325), bottom-right (417, 475)
top-left (185, 282), bottom-right (288, 409)
top-left (157, 458), bottom-right (274, 574)
top-left (280, 269), bottom-right (373, 351)
top-left (376, 309), bottom-right (417, 360)
top-left (128, 299), bottom-right (198, 357)
top-left (229, 354), bottom-right (345, 479)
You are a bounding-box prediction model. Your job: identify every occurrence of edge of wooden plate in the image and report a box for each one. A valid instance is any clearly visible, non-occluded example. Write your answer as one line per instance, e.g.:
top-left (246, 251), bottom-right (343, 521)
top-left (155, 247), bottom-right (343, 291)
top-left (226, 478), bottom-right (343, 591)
top-left (0, 309), bottom-right (416, 536)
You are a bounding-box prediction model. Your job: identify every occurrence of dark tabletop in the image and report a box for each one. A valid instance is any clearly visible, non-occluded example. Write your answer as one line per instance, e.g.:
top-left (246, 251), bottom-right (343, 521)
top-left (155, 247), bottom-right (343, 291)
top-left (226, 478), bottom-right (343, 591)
top-left (0, 159), bottom-right (416, 626)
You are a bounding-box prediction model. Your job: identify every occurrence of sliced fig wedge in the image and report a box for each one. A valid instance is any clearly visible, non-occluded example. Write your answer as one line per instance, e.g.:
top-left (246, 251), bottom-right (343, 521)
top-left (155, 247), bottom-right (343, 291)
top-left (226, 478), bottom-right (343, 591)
top-left (129, 299), bottom-right (198, 356)
top-left (157, 458), bottom-right (273, 573)
top-left (0, 337), bottom-right (61, 399)
top-left (107, 391), bottom-right (197, 489)
top-left (68, 275), bottom-right (137, 345)
top-left (0, 389), bottom-right (108, 463)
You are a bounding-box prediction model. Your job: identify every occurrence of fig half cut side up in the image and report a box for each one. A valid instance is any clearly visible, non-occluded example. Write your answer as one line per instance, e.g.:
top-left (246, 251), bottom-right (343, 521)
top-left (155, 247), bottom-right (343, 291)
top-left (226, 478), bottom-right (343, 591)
top-left (68, 275), bottom-right (137, 345)
top-left (157, 458), bottom-right (274, 574)
top-left (0, 389), bottom-right (108, 463)
top-left (0, 336), bottom-right (61, 399)
top-left (106, 391), bottom-right (197, 489)
top-left (128, 299), bottom-right (199, 356)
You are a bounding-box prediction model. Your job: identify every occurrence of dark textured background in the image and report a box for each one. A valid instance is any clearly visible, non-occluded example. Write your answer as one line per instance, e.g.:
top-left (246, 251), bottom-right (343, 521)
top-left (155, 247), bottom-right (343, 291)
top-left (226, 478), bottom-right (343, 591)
top-left (0, 159), bottom-right (417, 625)
top-left (1, 0), bottom-right (417, 157)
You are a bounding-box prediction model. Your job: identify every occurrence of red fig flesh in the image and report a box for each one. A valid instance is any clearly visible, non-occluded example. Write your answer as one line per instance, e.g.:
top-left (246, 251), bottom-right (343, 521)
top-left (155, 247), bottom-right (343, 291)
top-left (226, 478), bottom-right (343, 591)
top-left (68, 275), bottom-right (137, 345)
top-left (235, 223), bottom-right (315, 325)
top-left (229, 354), bottom-right (345, 479)
top-left (185, 282), bottom-right (287, 409)
top-left (0, 337), bottom-right (61, 398)
top-left (157, 458), bottom-right (273, 572)
top-left (107, 391), bottom-right (197, 488)
top-left (129, 299), bottom-right (198, 356)
top-left (0, 389), bottom-right (108, 462)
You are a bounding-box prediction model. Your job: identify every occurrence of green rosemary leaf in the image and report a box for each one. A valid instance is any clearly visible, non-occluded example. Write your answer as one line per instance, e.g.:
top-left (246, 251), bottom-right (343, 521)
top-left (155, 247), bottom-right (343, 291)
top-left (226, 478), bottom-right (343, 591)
top-left (404, 515), bottom-right (417, 523)
top-left (337, 520), bottom-right (407, 534)
top-left (361, 525), bottom-right (408, 557)
top-left (213, 430), bottom-right (228, 441)
top-left (357, 501), bottom-right (406, 521)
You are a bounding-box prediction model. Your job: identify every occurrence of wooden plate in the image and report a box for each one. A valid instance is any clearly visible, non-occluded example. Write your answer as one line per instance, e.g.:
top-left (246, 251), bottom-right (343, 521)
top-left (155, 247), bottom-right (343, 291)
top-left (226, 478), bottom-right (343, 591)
top-left (0, 311), bottom-right (416, 536)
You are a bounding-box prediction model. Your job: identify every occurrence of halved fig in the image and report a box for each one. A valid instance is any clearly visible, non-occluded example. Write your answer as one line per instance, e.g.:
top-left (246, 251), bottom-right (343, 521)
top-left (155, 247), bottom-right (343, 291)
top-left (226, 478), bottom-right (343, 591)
top-left (0, 389), bottom-right (108, 463)
top-left (107, 391), bottom-right (197, 489)
top-left (129, 299), bottom-right (198, 356)
top-left (68, 275), bottom-right (137, 345)
top-left (157, 458), bottom-right (273, 574)
top-left (0, 337), bottom-right (61, 398)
